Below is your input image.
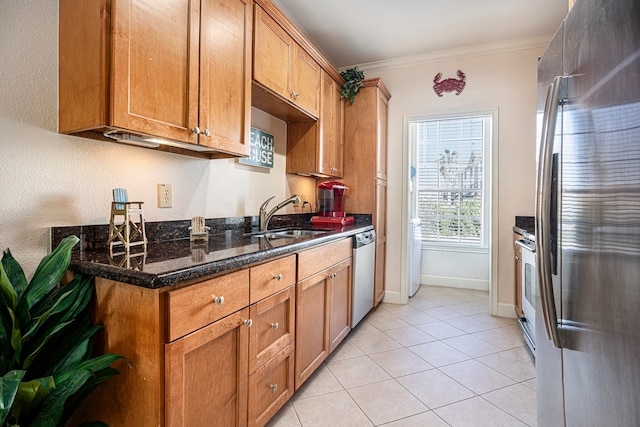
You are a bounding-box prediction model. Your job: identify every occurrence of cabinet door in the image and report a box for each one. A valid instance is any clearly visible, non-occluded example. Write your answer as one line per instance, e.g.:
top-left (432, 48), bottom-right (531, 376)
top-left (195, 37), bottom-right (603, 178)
top-left (249, 286), bottom-right (295, 373)
top-left (374, 179), bottom-right (387, 306)
top-left (376, 87), bottom-right (389, 180)
top-left (291, 44), bottom-right (320, 117)
top-left (253, 6), bottom-right (292, 99)
top-left (328, 259), bottom-right (352, 352)
top-left (319, 72), bottom-right (344, 177)
top-left (514, 233), bottom-right (523, 317)
top-left (166, 308), bottom-right (250, 427)
top-left (110, 0), bottom-right (199, 143)
top-left (199, 0), bottom-right (252, 155)
top-left (294, 272), bottom-right (329, 389)
top-left (248, 344), bottom-right (295, 427)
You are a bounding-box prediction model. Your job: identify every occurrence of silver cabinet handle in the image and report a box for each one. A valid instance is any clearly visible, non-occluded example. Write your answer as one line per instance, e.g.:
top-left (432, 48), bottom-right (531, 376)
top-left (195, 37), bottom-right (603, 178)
top-left (212, 295), bottom-right (224, 305)
top-left (273, 273), bottom-right (283, 281)
top-left (269, 383), bottom-right (278, 392)
top-left (190, 126), bottom-right (210, 137)
top-left (201, 128), bottom-right (211, 137)
top-left (191, 126), bottom-right (201, 135)
top-left (327, 272), bottom-right (337, 279)
top-left (270, 322), bottom-right (279, 330)
top-left (243, 319), bottom-right (253, 328)
top-left (536, 75), bottom-right (563, 349)
top-left (290, 90), bottom-right (299, 99)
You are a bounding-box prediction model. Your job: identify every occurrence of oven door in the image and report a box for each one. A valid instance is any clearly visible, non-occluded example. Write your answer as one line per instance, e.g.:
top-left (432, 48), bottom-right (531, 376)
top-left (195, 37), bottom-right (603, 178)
top-left (517, 240), bottom-right (536, 354)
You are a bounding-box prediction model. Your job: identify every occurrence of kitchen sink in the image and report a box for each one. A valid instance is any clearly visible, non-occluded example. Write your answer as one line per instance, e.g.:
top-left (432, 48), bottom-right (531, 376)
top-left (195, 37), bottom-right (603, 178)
top-left (246, 228), bottom-right (331, 240)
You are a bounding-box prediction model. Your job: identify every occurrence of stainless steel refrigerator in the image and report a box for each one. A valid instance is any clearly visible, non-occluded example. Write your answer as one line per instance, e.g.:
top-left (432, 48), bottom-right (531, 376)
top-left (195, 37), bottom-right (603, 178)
top-left (536, 0), bottom-right (640, 425)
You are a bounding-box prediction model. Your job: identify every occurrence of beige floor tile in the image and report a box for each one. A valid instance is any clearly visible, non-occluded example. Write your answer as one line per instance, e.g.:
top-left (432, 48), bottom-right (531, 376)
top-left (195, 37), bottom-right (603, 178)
top-left (476, 348), bottom-right (536, 382)
top-left (397, 369), bottom-right (474, 409)
top-left (368, 348), bottom-right (433, 378)
top-left (435, 396), bottom-right (527, 426)
top-left (522, 378), bottom-right (536, 391)
top-left (265, 401), bottom-right (301, 427)
top-left (291, 390), bottom-right (373, 427)
top-left (379, 410), bottom-right (449, 426)
top-left (409, 341), bottom-right (470, 367)
top-left (383, 325), bottom-right (437, 347)
top-left (474, 325), bottom-right (527, 350)
top-left (448, 300), bottom-right (490, 316)
top-left (415, 320), bottom-right (466, 340)
top-left (349, 329), bottom-right (403, 354)
top-left (327, 339), bottom-right (366, 361)
top-left (484, 383), bottom-right (537, 426)
top-left (348, 379), bottom-right (427, 425)
top-left (445, 312), bottom-right (516, 333)
top-left (441, 334), bottom-right (502, 358)
top-left (292, 364), bottom-right (343, 401)
top-left (407, 297), bottom-right (442, 310)
top-left (327, 355), bottom-right (391, 389)
top-left (439, 359), bottom-right (515, 394)
top-left (383, 305), bottom-right (439, 325)
top-left (364, 310), bottom-right (411, 331)
top-left (418, 306), bottom-right (465, 321)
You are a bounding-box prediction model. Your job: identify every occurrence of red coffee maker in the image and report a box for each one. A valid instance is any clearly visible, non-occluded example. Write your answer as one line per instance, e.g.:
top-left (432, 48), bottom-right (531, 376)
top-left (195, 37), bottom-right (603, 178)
top-left (311, 181), bottom-right (355, 225)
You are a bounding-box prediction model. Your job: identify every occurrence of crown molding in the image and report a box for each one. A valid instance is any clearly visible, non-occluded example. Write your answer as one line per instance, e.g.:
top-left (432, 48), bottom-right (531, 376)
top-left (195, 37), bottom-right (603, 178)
top-left (342, 34), bottom-right (554, 73)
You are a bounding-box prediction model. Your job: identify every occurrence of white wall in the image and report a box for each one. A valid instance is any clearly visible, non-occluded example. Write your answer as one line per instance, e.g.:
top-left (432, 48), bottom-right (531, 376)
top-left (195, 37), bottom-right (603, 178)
top-left (0, 1), bottom-right (315, 277)
top-left (366, 46), bottom-right (542, 314)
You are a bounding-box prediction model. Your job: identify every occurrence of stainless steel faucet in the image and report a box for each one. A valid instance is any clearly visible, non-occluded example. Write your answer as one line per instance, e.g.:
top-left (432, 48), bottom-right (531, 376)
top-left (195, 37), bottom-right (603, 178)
top-left (259, 195), bottom-right (301, 231)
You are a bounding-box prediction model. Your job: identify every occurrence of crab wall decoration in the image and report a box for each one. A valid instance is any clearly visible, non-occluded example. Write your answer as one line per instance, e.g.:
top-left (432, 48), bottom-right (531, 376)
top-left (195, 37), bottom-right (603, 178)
top-left (433, 70), bottom-right (466, 97)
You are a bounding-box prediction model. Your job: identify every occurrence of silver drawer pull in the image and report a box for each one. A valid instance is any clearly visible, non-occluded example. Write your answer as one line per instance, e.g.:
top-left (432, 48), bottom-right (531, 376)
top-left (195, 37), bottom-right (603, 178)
top-left (328, 272), bottom-right (336, 279)
top-left (212, 295), bottom-right (224, 305)
top-left (273, 273), bottom-right (283, 281)
top-left (244, 319), bottom-right (253, 328)
top-left (191, 126), bottom-right (201, 134)
top-left (269, 383), bottom-right (278, 392)
top-left (270, 322), bottom-right (279, 330)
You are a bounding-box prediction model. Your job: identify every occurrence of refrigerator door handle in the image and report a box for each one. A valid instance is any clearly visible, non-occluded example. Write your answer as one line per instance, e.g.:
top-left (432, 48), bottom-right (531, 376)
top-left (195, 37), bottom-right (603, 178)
top-left (536, 76), bottom-right (563, 348)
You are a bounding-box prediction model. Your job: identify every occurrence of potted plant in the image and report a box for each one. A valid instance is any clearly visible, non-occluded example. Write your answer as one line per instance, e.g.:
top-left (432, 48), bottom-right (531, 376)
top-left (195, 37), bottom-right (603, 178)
top-left (0, 235), bottom-right (123, 427)
top-left (340, 67), bottom-right (365, 104)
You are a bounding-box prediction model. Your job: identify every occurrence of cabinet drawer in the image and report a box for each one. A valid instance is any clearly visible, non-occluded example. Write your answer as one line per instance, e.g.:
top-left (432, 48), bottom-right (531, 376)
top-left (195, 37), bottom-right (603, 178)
top-left (167, 269), bottom-right (250, 341)
top-left (248, 344), bottom-right (294, 427)
top-left (250, 255), bottom-right (296, 304)
top-left (297, 238), bottom-right (351, 281)
top-left (249, 286), bottom-right (295, 373)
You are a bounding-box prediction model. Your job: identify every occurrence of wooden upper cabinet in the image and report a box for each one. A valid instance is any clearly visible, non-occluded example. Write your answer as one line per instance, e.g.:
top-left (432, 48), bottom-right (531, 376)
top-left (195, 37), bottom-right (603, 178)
top-left (253, 5), bottom-right (319, 118)
top-left (59, 0), bottom-right (251, 158)
top-left (286, 70), bottom-right (343, 177)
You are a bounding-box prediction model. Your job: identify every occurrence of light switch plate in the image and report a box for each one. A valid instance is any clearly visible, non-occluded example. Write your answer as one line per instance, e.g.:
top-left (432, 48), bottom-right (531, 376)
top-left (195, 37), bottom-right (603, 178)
top-left (158, 184), bottom-right (172, 208)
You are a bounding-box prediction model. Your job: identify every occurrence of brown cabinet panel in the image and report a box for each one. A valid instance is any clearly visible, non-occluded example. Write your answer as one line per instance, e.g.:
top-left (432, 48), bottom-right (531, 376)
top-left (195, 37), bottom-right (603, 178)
top-left (253, 5), bottom-right (292, 98)
top-left (165, 308), bottom-right (250, 427)
top-left (248, 344), bottom-right (295, 427)
top-left (297, 238), bottom-right (351, 281)
top-left (328, 259), bottom-right (352, 352)
top-left (250, 255), bottom-right (296, 304)
top-left (291, 44), bottom-right (320, 117)
top-left (167, 269), bottom-right (250, 341)
top-left (249, 286), bottom-right (295, 373)
top-left (294, 271), bottom-right (329, 389)
top-left (343, 78), bottom-right (391, 305)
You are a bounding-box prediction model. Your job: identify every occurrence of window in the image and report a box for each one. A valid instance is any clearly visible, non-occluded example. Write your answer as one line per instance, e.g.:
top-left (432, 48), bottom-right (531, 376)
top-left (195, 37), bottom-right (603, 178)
top-left (411, 114), bottom-right (491, 248)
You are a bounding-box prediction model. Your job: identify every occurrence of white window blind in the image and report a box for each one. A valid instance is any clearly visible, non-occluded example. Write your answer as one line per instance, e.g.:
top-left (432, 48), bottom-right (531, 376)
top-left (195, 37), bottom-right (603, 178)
top-left (413, 115), bottom-right (490, 247)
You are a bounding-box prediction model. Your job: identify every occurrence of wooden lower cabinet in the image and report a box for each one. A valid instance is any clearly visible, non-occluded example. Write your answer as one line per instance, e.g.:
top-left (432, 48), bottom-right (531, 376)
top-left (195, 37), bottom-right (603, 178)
top-left (165, 308), bottom-right (250, 427)
top-left (295, 239), bottom-right (352, 389)
top-left (73, 239), bottom-right (357, 426)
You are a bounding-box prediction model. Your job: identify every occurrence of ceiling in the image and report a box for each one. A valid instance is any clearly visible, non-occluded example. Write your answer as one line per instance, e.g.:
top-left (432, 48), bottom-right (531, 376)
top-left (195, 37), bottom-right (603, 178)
top-left (271, 0), bottom-right (568, 70)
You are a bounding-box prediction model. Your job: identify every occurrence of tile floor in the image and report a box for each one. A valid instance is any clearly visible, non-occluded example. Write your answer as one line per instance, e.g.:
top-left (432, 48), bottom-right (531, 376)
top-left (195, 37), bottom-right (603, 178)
top-left (267, 285), bottom-right (536, 427)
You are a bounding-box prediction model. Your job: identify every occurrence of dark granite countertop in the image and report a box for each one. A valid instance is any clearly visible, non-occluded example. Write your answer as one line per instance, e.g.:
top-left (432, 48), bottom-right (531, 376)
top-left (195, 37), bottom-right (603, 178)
top-left (513, 215), bottom-right (535, 241)
top-left (52, 214), bottom-right (373, 289)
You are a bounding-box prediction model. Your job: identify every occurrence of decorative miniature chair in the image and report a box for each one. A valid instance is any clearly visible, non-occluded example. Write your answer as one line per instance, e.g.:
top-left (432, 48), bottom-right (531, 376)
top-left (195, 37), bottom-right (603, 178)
top-left (107, 188), bottom-right (147, 252)
top-left (189, 216), bottom-right (210, 242)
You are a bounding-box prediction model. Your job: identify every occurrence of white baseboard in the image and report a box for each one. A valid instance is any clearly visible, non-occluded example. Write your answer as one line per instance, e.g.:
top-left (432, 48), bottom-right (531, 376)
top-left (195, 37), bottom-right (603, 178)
top-left (381, 290), bottom-right (403, 305)
top-left (497, 303), bottom-right (518, 318)
top-left (422, 274), bottom-right (489, 291)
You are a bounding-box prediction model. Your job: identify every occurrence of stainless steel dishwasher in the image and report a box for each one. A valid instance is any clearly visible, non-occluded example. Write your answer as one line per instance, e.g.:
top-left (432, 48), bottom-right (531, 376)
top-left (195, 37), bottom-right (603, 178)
top-left (351, 230), bottom-right (376, 327)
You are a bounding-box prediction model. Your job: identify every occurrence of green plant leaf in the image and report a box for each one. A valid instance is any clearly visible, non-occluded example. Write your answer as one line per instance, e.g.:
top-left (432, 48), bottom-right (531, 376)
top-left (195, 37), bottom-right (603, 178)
top-left (22, 320), bottom-right (74, 370)
top-left (0, 370), bottom-right (26, 426)
top-left (2, 249), bottom-right (28, 301)
top-left (52, 323), bottom-right (102, 377)
top-left (16, 235), bottom-right (79, 329)
top-left (11, 376), bottom-right (55, 424)
top-left (0, 262), bottom-right (17, 312)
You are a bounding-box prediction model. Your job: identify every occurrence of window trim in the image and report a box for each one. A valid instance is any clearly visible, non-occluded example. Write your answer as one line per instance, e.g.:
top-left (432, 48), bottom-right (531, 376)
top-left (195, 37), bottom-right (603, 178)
top-left (409, 110), bottom-right (495, 250)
